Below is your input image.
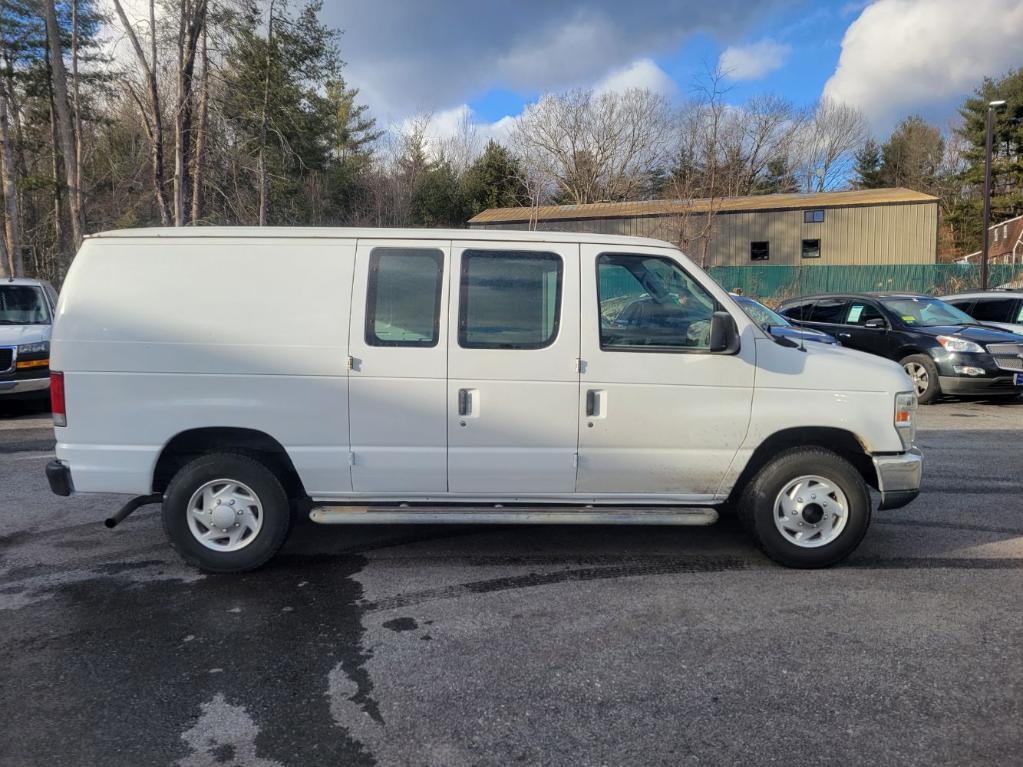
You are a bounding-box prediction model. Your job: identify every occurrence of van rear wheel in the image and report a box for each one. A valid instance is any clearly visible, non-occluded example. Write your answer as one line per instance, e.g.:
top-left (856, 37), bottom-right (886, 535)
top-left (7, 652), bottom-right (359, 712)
top-left (162, 453), bottom-right (292, 573)
top-left (738, 448), bottom-right (871, 568)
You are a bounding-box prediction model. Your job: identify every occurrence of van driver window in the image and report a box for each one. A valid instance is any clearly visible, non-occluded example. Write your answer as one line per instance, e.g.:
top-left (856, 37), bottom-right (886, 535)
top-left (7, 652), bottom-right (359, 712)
top-left (365, 248), bottom-right (443, 347)
top-left (458, 250), bottom-right (562, 349)
top-left (597, 253), bottom-right (718, 351)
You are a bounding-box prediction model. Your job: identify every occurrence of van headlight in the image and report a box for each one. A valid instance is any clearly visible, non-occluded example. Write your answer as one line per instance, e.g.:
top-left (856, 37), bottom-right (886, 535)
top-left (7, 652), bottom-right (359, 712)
top-left (17, 341), bottom-right (49, 355)
top-left (894, 391), bottom-right (917, 449)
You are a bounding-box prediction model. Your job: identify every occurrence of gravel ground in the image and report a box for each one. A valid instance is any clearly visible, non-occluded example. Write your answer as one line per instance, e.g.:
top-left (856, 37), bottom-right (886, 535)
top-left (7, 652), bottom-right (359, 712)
top-left (0, 395), bottom-right (1021, 766)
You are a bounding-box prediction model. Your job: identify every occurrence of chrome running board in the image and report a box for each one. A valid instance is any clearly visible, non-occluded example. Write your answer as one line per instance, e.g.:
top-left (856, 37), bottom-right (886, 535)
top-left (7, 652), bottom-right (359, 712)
top-left (309, 505), bottom-right (719, 526)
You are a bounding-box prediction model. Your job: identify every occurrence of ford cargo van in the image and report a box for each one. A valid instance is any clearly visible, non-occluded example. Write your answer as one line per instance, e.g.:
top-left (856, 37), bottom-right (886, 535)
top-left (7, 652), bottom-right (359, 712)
top-left (45, 228), bottom-right (922, 571)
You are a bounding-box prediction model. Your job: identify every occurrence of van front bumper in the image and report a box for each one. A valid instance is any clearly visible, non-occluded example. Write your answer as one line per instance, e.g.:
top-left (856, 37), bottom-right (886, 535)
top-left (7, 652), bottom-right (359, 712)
top-left (872, 447), bottom-right (923, 510)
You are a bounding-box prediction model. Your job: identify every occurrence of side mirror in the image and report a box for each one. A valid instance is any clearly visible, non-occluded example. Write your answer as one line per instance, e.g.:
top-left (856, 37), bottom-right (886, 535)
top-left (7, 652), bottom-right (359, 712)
top-left (709, 311), bottom-right (741, 353)
top-left (865, 318), bottom-right (887, 330)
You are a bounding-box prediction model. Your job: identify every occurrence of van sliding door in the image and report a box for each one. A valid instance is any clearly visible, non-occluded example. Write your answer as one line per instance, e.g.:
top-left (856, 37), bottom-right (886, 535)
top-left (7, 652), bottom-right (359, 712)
top-left (447, 242), bottom-right (581, 495)
top-left (347, 240), bottom-right (451, 493)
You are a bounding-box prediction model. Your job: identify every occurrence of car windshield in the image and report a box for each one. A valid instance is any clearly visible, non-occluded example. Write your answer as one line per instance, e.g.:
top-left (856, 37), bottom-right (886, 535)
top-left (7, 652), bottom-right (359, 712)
top-left (880, 297), bottom-right (975, 327)
top-left (734, 296), bottom-right (791, 329)
top-left (0, 285), bottom-right (50, 325)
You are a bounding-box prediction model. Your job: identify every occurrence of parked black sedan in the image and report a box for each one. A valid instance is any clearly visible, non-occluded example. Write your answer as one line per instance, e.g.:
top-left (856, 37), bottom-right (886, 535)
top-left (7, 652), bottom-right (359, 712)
top-left (777, 293), bottom-right (1023, 404)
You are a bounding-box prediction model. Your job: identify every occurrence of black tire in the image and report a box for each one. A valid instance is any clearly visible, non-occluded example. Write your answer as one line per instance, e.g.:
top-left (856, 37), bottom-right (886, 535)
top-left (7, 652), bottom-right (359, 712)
top-left (162, 453), bottom-right (292, 573)
top-left (900, 353), bottom-right (940, 405)
top-left (737, 447), bottom-right (871, 568)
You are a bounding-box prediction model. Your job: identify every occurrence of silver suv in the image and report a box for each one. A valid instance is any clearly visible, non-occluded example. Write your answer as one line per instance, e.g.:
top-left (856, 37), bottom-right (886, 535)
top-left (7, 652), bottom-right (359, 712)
top-left (941, 290), bottom-right (1023, 336)
top-left (0, 278), bottom-right (58, 400)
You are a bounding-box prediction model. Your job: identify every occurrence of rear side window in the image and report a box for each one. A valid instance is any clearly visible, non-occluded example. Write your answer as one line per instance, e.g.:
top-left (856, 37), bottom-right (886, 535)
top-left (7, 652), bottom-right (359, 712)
top-left (596, 253), bottom-right (719, 351)
top-left (808, 298), bottom-right (849, 324)
top-left (365, 248), bottom-right (443, 347)
top-left (970, 298), bottom-right (1018, 323)
top-left (779, 299), bottom-right (816, 322)
top-left (458, 250), bottom-right (562, 349)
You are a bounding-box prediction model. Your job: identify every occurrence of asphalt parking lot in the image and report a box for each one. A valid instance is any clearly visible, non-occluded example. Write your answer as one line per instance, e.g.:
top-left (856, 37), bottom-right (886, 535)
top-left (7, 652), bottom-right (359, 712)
top-left (1, 397), bottom-right (1021, 767)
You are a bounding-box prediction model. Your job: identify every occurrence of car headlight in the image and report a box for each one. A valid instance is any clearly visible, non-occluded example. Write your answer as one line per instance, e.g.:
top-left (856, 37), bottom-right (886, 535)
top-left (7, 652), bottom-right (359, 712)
top-left (17, 341), bottom-right (49, 355)
top-left (936, 335), bottom-right (984, 353)
top-left (895, 391), bottom-right (917, 449)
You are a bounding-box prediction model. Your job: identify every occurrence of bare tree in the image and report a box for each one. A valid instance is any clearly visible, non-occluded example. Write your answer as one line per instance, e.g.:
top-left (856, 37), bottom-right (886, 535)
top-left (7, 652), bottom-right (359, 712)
top-left (173, 0), bottom-right (209, 225)
top-left (512, 87), bottom-right (671, 205)
top-left (796, 98), bottom-right (869, 192)
top-left (190, 27), bottom-right (210, 224)
top-left (256, 0), bottom-right (277, 226)
top-left (44, 0), bottom-right (84, 250)
top-left (0, 74), bottom-right (20, 274)
top-left (112, 0), bottom-right (171, 225)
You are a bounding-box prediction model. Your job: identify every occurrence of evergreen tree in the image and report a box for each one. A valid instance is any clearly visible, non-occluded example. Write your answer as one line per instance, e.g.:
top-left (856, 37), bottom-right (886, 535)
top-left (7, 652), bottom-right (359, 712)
top-left (852, 139), bottom-right (883, 189)
top-left (460, 140), bottom-right (529, 216)
top-left (879, 116), bottom-right (944, 192)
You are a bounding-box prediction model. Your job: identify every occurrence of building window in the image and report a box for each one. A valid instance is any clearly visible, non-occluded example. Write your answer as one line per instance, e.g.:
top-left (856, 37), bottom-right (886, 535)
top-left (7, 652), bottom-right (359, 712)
top-left (803, 209), bottom-right (825, 224)
top-left (750, 241), bottom-right (770, 261)
top-left (365, 248), bottom-right (443, 347)
top-left (458, 250), bottom-right (562, 349)
top-left (801, 239), bottom-right (821, 259)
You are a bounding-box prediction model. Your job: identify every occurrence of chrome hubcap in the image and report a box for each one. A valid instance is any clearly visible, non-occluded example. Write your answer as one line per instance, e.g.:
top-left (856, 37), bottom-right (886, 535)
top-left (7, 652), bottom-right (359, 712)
top-left (773, 475), bottom-right (849, 548)
top-left (904, 362), bottom-right (929, 396)
top-left (186, 479), bottom-right (263, 552)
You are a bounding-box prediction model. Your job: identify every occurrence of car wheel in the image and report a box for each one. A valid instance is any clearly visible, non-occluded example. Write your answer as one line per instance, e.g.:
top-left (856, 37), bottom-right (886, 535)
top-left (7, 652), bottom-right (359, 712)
top-left (900, 354), bottom-right (940, 405)
top-left (738, 447), bottom-right (871, 568)
top-left (162, 453), bottom-right (292, 573)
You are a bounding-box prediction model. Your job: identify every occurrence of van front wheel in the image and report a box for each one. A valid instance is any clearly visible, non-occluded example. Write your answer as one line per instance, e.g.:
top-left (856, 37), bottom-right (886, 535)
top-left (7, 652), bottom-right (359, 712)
top-left (738, 448), bottom-right (871, 568)
top-left (162, 453), bottom-right (292, 573)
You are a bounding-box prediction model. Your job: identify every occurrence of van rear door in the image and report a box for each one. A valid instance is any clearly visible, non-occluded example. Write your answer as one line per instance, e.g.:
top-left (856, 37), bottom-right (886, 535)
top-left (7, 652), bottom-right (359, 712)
top-left (348, 240), bottom-right (451, 492)
top-left (447, 242), bottom-right (580, 494)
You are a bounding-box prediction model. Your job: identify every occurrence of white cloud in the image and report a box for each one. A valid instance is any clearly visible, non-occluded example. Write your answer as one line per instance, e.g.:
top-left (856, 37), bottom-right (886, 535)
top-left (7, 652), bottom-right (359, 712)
top-left (594, 59), bottom-right (677, 97)
top-left (718, 39), bottom-right (792, 81)
top-left (823, 0), bottom-right (1023, 133)
top-left (321, 1), bottom-right (790, 124)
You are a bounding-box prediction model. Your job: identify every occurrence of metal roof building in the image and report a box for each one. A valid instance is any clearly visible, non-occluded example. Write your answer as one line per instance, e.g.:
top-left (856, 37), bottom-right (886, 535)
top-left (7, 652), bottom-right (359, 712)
top-left (468, 187), bottom-right (939, 266)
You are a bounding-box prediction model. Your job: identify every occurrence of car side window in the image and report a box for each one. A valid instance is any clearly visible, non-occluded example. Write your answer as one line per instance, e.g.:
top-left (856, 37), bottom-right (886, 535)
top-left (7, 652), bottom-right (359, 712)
top-left (779, 299), bottom-right (816, 322)
top-left (596, 253), bottom-right (719, 351)
top-left (845, 302), bottom-right (884, 326)
top-left (808, 298), bottom-right (849, 324)
top-left (970, 298), bottom-right (1017, 323)
top-left (458, 250), bottom-right (562, 349)
top-left (365, 248), bottom-right (444, 347)
top-left (1016, 301), bottom-right (1023, 323)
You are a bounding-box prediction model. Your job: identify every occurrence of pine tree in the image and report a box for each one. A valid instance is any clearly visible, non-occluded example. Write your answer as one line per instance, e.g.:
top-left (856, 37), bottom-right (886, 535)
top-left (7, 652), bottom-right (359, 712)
top-left (460, 140), bottom-right (529, 217)
top-left (852, 139), bottom-right (883, 189)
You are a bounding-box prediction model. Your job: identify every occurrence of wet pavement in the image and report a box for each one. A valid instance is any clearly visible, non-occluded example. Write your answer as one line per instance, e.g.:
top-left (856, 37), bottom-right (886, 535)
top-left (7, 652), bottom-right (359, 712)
top-left (1, 397), bottom-right (1021, 766)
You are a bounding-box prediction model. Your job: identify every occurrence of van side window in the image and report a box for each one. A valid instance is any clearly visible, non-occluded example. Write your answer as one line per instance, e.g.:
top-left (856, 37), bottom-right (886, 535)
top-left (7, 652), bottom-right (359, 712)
top-left (458, 250), bottom-right (562, 349)
top-left (597, 253), bottom-right (718, 351)
top-left (365, 248), bottom-right (443, 347)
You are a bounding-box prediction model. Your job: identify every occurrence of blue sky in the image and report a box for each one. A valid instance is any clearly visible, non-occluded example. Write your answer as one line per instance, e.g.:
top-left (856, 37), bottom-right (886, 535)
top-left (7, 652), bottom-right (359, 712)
top-left (321, 0), bottom-right (1022, 139)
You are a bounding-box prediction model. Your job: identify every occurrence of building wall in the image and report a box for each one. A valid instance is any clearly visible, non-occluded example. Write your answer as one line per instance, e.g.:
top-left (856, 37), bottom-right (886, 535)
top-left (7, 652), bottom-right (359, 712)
top-left (470, 201), bottom-right (938, 266)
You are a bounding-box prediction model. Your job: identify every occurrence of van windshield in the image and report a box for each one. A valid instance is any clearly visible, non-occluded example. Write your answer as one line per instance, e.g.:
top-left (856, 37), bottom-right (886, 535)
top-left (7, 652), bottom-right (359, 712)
top-left (0, 285), bottom-right (50, 325)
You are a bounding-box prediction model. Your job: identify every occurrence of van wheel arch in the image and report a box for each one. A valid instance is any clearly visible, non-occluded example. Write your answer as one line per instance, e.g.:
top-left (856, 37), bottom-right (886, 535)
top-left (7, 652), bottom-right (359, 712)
top-left (727, 427), bottom-right (878, 506)
top-left (152, 427), bottom-right (307, 501)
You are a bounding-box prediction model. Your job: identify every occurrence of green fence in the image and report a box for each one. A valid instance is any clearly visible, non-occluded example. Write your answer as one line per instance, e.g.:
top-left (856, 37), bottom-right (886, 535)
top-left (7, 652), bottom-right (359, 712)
top-left (705, 264), bottom-right (1023, 304)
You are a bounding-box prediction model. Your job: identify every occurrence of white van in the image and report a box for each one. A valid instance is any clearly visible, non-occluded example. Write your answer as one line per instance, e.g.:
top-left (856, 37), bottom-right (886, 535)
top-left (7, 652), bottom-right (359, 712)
top-left (45, 228), bottom-right (922, 571)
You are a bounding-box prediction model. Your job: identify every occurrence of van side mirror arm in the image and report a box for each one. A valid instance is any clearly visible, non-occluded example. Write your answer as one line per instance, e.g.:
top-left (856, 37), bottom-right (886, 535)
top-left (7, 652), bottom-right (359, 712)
top-left (709, 311), bottom-right (741, 354)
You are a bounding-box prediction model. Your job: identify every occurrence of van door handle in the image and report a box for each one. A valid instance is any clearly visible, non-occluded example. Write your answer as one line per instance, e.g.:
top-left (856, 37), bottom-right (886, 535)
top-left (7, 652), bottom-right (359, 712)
top-left (458, 388), bottom-right (470, 416)
top-left (585, 390), bottom-right (597, 416)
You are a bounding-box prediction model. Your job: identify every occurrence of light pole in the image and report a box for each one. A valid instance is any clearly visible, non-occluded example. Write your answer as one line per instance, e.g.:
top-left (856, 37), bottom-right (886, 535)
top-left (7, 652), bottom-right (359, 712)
top-left (981, 99), bottom-right (1006, 290)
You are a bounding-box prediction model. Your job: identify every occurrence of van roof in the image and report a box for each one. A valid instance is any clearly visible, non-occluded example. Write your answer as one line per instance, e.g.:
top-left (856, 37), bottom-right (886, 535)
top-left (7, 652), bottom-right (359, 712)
top-left (87, 226), bottom-right (677, 249)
